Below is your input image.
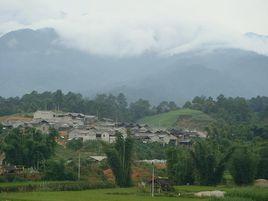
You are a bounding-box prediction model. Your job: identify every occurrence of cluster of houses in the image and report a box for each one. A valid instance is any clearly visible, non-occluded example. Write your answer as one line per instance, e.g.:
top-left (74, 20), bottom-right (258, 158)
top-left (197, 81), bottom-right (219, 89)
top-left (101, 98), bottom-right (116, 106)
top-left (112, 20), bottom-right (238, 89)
top-left (1, 110), bottom-right (206, 146)
top-left (0, 110), bottom-right (208, 177)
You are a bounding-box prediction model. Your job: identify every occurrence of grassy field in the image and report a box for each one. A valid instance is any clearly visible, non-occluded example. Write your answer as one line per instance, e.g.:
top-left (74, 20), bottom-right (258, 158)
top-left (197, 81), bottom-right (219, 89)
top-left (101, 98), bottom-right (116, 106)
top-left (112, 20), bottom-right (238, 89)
top-left (139, 109), bottom-right (214, 130)
top-left (0, 187), bottom-right (205, 201)
top-left (0, 185), bottom-right (267, 201)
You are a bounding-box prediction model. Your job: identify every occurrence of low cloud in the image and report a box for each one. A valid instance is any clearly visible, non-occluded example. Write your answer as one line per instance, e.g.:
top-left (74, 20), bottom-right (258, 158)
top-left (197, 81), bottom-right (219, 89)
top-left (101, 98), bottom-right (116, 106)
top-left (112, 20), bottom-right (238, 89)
top-left (0, 0), bottom-right (268, 56)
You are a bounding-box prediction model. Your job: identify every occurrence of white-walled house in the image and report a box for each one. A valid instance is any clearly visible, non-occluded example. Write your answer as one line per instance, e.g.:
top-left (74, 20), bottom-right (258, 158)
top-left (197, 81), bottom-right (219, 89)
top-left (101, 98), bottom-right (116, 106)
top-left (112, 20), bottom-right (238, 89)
top-left (68, 127), bottom-right (124, 143)
top-left (33, 111), bottom-right (56, 120)
top-left (68, 128), bottom-right (96, 141)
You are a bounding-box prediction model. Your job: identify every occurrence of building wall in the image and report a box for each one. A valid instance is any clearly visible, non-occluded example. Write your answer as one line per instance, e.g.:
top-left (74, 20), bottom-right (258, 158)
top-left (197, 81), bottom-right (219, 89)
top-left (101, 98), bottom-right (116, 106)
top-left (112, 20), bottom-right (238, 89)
top-left (34, 111), bottom-right (55, 120)
top-left (68, 129), bottom-right (97, 141)
top-left (101, 132), bottom-right (110, 142)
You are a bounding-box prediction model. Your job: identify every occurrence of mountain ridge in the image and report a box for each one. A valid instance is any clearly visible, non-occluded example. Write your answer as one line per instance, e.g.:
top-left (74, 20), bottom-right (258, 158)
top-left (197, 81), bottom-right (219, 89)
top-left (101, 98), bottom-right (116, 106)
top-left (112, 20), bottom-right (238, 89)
top-left (0, 28), bottom-right (268, 104)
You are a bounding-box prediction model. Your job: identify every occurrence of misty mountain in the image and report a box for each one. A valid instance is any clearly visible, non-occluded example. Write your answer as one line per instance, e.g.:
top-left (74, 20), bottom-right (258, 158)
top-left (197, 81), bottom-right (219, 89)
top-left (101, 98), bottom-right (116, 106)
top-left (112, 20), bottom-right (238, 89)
top-left (0, 28), bottom-right (268, 104)
top-left (245, 32), bottom-right (268, 40)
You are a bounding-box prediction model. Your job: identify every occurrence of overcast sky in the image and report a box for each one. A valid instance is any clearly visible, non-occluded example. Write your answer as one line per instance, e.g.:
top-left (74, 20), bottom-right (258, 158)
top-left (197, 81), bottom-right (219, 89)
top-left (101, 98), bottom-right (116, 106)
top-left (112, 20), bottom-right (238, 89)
top-left (0, 0), bottom-right (268, 56)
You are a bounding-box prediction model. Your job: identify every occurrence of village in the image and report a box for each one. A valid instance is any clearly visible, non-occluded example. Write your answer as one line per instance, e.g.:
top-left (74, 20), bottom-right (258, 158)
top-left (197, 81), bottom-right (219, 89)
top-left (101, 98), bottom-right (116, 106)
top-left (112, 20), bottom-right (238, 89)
top-left (0, 110), bottom-right (206, 178)
top-left (1, 110), bottom-right (206, 147)
top-left (0, 1), bottom-right (267, 200)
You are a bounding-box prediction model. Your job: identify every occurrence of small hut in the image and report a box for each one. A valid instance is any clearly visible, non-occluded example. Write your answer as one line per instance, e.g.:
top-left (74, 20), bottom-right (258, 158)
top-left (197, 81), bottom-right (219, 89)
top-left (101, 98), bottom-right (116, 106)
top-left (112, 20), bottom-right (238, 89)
top-left (148, 178), bottom-right (174, 193)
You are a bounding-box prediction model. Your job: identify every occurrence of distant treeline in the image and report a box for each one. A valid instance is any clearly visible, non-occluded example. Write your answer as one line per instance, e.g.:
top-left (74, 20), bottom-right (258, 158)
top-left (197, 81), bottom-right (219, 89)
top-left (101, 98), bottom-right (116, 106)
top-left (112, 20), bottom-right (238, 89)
top-left (183, 95), bottom-right (268, 124)
top-left (0, 90), bottom-right (268, 124)
top-left (0, 90), bottom-right (178, 121)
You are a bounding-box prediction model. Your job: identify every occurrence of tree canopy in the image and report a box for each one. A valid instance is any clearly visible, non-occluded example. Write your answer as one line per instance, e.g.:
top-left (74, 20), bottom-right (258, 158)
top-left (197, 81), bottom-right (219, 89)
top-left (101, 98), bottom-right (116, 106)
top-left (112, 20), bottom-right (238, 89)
top-left (1, 128), bottom-right (56, 169)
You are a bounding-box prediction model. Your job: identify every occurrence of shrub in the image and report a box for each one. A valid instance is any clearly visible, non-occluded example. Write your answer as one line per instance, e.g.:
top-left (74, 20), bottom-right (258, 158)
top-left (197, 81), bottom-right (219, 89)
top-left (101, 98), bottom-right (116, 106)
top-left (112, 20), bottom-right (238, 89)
top-left (0, 181), bottom-right (115, 193)
top-left (66, 138), bottom-right (83, 151)
top-left (43, 160), bottom-right (75, 181)
top-left (0, 175), bottom-right (29, 182)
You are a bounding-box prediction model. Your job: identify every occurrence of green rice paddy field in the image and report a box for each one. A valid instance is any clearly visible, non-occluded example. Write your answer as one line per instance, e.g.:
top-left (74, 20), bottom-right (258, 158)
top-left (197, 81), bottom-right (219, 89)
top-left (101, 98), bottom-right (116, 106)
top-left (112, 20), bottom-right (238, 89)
top-left (0, 185), bottom-right (267, 201)
top-left (0, 188), bottom-right (197, 201)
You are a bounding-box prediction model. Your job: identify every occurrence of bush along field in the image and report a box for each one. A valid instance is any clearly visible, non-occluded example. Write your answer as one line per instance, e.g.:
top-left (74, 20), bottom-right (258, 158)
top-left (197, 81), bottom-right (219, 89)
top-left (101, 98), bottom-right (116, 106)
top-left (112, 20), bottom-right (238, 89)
top-left (0, 181), bottom-right (114, 193)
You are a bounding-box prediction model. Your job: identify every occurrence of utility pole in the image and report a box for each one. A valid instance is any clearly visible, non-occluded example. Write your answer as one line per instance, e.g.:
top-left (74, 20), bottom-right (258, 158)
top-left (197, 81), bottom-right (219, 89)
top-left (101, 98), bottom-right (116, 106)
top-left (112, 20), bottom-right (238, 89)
top-left (115, 112), bottom-right (118, 128)
top-left (78, 152), bottom-right (81, 181)
top-left (122, 139), bottom-right (125, 182)
top-left (151, 162), bottom-right (155, 197)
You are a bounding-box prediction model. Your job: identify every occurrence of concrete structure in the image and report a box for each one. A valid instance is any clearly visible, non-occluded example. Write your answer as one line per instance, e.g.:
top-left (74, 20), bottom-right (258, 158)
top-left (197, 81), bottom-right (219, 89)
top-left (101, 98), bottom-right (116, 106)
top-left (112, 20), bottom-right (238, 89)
top-left (68, 126), bottom-right (127, 143)
top-left (33, 111), bottom-right (56, 120)
top-left (68, 128), bottom-right (97, 141)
